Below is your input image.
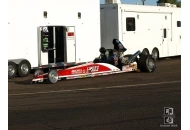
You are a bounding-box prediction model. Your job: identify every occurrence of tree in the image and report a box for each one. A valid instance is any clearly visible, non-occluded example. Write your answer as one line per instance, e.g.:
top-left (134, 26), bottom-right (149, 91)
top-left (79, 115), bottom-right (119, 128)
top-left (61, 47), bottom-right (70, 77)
top-left (157, 0), bottom-right (181, 7)
top-left (176, 1), bottom-right (181, 7)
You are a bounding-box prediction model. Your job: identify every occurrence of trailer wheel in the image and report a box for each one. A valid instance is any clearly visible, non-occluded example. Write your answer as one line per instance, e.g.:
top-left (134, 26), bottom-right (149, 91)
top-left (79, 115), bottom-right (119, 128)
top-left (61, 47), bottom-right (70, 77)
top-left (17, 60), bottom-right (31, 77)
top-left (138, 55), bottom-right (156, 72)
top-left (151, 48), bottom-right (159, 61)
top-left (142, 48), bottom-right (149, 55)
top-left (33, 69), bottom-right (44, 78)
top-left (47, 69), bottom-right (58, 84)
top-left (8, 61), bottom-right (17, 79)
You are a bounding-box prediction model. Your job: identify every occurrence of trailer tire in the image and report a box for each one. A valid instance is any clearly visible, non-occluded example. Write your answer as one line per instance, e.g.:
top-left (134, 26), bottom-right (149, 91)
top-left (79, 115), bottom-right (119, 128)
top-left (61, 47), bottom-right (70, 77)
top-left (138, 55), bottom-right (156, 72)
top-left (33, 69), bottom-right (44, 78)
top-left (17, 60), bottom-right (31, 77)
top-left (8, 61), bottom-right (17, 79)
top-left (142, 48), bottom-right (150, 55)
top-left (47, 69), bottom-right (59, 84)
top-left (151, 48), bottom-right (159, 61)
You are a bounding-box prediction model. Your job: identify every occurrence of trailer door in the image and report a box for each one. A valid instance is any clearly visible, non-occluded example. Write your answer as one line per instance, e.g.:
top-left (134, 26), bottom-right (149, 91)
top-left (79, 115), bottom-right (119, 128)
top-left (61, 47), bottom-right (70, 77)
top-left (65, 26), bottom-right (76, 63)
top-left (38, 26), bottom-right (67, 66)
top-left (161, 14), bottom-right (172, 57)
top-left (122, 12), bottom-right (137, 54)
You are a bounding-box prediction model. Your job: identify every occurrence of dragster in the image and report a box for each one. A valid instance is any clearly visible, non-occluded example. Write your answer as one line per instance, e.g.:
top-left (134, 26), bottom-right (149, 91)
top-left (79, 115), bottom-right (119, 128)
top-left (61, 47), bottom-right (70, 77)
top-left (32, 39), bottom-right (156, 84)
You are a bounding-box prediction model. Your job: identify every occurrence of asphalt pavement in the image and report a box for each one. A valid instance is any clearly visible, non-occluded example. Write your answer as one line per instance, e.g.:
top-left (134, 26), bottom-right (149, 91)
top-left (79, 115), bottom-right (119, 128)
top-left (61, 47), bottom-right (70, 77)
top-left (8, 57), bottom-right (181, 130)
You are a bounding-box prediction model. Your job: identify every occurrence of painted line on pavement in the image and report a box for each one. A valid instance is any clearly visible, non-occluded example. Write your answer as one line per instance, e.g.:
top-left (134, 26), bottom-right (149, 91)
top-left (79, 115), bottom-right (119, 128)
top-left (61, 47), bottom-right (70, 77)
top-left (9, 80), bottom-right (180, 96)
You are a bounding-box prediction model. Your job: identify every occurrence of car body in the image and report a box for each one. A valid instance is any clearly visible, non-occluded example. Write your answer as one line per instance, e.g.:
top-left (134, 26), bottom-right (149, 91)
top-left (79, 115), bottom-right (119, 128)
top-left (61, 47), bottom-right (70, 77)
top-left (32, 39), bottom-right (156, 84)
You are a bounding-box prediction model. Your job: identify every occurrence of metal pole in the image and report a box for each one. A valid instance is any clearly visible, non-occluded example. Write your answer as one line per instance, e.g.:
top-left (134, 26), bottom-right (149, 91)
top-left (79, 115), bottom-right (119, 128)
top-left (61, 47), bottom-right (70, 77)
top-left (53, 27), bottom-right (56, 63)
top-left (142, 0), bottom-right (145, 5)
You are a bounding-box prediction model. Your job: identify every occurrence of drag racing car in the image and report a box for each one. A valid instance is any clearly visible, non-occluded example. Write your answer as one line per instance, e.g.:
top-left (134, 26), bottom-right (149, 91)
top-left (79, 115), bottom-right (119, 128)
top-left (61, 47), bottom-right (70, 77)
top-left (32, 39), bottom-right (156, 84)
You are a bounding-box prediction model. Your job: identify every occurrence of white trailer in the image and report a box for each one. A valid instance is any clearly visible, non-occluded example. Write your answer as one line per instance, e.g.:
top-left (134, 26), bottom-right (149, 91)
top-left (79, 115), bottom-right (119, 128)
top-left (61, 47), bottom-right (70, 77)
top-left (8, 0), bottom-right (101, 79)
top-left (100, 1), bottom-right (181, 60)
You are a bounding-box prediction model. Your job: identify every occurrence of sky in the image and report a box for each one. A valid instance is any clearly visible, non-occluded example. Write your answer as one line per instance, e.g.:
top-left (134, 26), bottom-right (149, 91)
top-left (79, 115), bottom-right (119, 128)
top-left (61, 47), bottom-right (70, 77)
top-left (100, 0), bottom-right (157, 6)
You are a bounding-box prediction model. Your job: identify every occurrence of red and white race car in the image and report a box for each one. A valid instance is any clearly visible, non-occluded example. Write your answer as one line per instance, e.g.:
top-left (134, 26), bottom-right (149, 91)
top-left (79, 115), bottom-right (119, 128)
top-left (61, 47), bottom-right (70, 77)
top-left (32, 39), bottom-right (156, 84)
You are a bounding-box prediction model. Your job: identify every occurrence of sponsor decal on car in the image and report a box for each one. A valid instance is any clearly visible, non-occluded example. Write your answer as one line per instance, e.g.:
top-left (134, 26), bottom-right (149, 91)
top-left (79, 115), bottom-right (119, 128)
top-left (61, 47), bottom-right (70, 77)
top-left (71, 69), bottom-right (83, 74)
top-left (122, 66), bottom-right (133, 72)
top-left (80, 75), bottom-right (86, 78)
top-left (87, 66), bottom-right (99, 73)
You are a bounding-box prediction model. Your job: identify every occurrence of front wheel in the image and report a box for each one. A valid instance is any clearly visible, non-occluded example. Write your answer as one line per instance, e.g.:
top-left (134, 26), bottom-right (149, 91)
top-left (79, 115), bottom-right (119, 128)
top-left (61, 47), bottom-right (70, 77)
top-left (137, 55), bottom-right (156, 72)
top-left (33, 69), bottom-right (44, 78)
top-left (47, 69), bottom-right (59, 84)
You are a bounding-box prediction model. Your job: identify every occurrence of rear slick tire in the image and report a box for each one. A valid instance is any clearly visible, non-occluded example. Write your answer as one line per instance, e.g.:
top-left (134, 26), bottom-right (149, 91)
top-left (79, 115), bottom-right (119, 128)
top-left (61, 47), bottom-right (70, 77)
top-left (138, 55), bottom-right (156, 72)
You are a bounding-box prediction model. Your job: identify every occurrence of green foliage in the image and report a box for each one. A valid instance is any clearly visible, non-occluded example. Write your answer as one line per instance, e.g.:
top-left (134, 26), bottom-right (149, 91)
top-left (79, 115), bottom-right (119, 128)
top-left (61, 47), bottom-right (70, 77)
top-left (157, 0), bottom-right (181, 7)
top-left (176, 1), bottom-right (181, 7)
